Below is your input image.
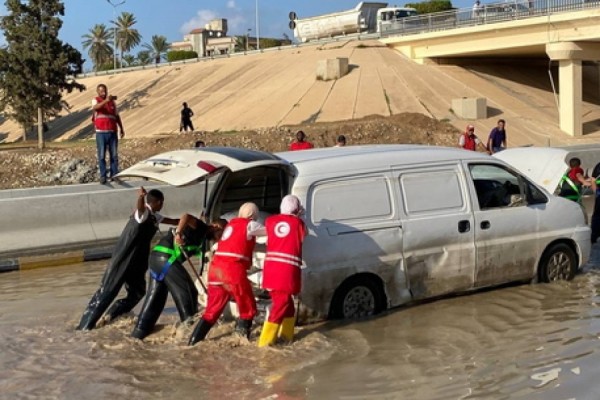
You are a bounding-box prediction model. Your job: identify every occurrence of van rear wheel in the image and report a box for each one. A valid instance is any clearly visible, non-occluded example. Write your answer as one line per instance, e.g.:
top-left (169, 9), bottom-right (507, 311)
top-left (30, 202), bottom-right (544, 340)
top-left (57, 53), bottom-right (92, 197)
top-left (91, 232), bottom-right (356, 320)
top-left (329, 276), bottom-right (385, 319)
top-left (538, 243), bottom-right (577, 283)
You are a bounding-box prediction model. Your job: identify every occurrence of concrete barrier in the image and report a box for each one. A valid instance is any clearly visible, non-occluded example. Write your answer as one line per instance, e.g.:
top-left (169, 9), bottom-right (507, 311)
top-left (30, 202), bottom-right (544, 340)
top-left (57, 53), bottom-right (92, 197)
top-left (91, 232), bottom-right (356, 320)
top-left (0, 180), bottom-right (207, 272)
top-left (316, 57), bottom-right (350, 81)
top-left (451, 97), bottom-right (487, 119)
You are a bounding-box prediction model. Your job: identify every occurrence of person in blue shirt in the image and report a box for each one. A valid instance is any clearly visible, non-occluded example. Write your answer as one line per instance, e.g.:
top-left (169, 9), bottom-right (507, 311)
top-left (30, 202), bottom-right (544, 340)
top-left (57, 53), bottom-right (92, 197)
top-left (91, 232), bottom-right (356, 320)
top-left (487, 119), bottom-right (507, 154)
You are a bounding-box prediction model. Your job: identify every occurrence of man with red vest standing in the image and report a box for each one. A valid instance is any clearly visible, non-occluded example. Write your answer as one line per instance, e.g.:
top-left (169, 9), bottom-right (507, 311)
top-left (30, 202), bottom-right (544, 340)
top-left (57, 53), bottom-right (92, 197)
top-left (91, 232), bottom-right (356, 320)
top-left (458, 124), bottom-right (487, 152)
top-left (258, 195), bottom-right (307, 347)
top-left (188, 202), bottom-right (266, 345)
top-left (92, 83), bottom-right (125, 184)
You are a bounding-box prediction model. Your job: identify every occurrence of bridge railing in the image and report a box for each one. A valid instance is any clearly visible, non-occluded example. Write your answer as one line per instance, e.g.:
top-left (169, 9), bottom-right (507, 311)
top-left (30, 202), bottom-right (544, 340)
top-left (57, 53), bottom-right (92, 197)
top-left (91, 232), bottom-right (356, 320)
top-left (381, 0), bottom-right (600, 36)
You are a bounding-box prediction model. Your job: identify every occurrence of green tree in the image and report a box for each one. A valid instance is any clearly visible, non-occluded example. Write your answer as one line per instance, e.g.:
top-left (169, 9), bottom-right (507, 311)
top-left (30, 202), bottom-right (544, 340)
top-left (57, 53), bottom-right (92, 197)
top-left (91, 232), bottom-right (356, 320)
top-left (0, 0), bottom-right (85, 146)
top-left (404, 0), bottom-right (453, 14)
top-left (143, 35), bottom-right (170, 64)
top-left (166, 50), bottom-right (198, 62)
top-left (121, 53), bottom-right (136, 67)
top-left (113, 11), bottom-right (141, 68)
top-left (136, 50), bottom-right (151, 65)
top-left (82, 23), bottom-right (113, 71)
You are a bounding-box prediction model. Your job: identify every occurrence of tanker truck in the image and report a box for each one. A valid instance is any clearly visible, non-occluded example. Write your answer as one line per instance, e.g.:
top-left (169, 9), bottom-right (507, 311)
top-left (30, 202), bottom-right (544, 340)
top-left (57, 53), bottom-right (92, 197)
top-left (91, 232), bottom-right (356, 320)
top-left (292, 2), bottom-right (388, 43)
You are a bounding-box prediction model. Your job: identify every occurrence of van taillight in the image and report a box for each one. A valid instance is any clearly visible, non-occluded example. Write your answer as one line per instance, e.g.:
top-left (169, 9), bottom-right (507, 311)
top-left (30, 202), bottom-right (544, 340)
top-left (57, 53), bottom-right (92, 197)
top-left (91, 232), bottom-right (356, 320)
top-left (197, 161), bottom-right (218, 173)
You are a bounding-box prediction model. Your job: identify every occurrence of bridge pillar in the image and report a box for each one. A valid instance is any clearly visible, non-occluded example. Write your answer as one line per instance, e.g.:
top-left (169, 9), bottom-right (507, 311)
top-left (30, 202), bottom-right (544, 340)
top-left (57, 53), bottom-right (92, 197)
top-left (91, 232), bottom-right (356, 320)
top-left (558, 59), bottom-right (583, 136)
top-left (547, 42), bottom-right (600, 136)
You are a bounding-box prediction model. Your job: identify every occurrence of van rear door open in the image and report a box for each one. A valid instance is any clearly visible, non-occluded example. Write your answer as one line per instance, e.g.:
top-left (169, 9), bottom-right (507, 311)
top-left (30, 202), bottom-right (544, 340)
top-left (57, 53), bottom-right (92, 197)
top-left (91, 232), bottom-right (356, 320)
top-left (116, 147), bottom-right (291, 187)
top-left (395, 164), bottom-right (476, 299)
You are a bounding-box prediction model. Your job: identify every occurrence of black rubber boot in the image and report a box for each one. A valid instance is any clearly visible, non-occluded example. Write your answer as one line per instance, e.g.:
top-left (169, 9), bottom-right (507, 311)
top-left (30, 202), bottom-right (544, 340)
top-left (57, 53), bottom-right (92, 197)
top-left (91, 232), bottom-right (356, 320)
top-left (188, 318), bottom-right (214, 346)
top-left (234, 319), bottom-right (253, 339)
top-left (76, 290), bottom-right (111, 331)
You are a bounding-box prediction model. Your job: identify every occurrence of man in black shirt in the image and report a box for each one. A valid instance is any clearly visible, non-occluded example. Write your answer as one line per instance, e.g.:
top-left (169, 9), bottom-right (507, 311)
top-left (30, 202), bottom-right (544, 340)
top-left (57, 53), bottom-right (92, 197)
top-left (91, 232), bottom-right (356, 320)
top-left (180, 102), bottom-right (194, 133)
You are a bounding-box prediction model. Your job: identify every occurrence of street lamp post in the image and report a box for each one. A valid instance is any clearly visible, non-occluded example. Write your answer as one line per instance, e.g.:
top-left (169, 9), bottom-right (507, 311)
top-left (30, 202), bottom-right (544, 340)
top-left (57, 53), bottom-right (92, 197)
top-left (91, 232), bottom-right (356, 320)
top-left (255, 0), bottom-right (260, 50)
top-left (106, 0), bottom-right (125, 70)
top-left (246, 28), bottom-right (251, 52)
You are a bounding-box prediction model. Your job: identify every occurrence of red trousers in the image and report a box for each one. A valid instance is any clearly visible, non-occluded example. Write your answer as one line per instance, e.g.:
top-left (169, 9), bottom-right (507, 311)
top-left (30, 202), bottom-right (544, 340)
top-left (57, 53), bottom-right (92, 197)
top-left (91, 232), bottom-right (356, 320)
top-left (268, 290), bottom-right (296, 324)
top-left (202, 279), bottom-right (257, 324)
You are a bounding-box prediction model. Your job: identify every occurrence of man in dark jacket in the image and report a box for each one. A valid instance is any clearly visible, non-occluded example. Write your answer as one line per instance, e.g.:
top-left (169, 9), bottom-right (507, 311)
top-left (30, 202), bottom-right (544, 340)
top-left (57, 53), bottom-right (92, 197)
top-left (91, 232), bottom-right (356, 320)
top-left (76, 187), bottom-right (178, 330)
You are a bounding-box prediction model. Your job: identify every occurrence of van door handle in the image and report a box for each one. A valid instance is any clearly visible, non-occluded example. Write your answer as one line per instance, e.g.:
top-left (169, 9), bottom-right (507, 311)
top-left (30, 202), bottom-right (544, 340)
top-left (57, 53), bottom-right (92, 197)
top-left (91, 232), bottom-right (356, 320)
top-left (480, 220), bottom-right (491, 230)
top-left (458, 220), bottom-right (470, 233)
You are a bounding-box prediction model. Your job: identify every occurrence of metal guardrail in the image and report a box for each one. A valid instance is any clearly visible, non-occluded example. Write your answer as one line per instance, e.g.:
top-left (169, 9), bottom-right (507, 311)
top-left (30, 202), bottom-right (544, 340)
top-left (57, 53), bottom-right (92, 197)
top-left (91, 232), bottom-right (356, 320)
top-left (76, 0), bottom-right (600, 79)
top-left (380, 0), bottom-right (600, 36)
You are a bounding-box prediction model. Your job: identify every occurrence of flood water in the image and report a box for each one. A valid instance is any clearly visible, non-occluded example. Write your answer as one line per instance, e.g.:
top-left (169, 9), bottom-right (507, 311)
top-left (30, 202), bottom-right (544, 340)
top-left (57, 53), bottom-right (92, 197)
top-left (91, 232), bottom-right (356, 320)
top-left (3, 257), bottom-right (600, 399)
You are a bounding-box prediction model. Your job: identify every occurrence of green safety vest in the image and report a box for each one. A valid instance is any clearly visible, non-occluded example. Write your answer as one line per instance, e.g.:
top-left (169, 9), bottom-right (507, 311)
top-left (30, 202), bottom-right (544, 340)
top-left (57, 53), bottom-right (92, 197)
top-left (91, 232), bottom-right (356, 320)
top-left (150, 243), bottom-right (202, 281)
top-left (559, 175), bottom-right (581, 203)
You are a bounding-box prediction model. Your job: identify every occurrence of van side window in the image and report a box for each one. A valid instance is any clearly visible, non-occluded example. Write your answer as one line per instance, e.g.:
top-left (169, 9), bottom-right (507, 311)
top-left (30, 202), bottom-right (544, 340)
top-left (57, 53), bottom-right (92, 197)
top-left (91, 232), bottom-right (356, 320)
top-left (469, 164), bottom-right (524, 209)
top-left (400, 169), bottom-right (465, 215)
top-left (311, 176), bottom-right (392, 223)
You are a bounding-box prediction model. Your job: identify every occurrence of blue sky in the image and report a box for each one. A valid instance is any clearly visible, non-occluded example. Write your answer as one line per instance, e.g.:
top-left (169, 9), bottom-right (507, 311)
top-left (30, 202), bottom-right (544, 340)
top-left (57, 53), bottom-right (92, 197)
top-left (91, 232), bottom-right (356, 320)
top-left (3, 0), bottom-right (472, 69)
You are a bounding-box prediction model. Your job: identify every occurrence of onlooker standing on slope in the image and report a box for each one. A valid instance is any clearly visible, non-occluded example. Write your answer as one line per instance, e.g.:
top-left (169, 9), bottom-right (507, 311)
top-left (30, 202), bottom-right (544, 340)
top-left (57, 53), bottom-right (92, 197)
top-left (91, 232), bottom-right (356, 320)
top-left (180, 102), bottom-right (195, 133)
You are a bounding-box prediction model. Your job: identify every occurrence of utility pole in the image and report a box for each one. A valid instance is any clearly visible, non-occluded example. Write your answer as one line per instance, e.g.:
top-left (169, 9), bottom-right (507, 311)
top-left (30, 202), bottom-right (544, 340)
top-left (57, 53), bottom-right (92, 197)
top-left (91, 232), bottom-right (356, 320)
top-left (106, 0), bottom-right (125, 70)
top-left (256, 0), bottom-right (260, 50)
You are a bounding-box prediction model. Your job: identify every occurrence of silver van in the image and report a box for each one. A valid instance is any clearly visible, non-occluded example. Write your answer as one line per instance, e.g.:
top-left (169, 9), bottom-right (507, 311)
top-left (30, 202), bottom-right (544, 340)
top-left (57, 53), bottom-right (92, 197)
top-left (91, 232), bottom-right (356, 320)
top-left (119, 145), bottom-right (591, 321)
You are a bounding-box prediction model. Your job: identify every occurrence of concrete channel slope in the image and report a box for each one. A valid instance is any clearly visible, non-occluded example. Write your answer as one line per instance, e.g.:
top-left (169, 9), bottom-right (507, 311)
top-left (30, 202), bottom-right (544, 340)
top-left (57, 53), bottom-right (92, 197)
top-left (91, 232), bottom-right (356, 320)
top-left (1, 40), bottom-right (599, 147)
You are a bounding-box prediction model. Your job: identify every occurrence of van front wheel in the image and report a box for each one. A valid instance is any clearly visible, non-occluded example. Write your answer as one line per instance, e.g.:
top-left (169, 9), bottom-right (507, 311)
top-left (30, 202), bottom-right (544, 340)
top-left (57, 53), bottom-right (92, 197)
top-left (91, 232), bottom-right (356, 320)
top-left (329, 276), bottom-right (385, 319)
top-left (538, 243), bottom-right (577, 283)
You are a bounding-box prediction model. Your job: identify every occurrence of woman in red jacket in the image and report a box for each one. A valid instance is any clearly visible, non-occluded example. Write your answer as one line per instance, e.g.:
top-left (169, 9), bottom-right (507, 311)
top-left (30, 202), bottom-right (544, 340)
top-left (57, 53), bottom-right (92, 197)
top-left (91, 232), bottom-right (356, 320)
top-left (258, 195), bottom-right (307, 347)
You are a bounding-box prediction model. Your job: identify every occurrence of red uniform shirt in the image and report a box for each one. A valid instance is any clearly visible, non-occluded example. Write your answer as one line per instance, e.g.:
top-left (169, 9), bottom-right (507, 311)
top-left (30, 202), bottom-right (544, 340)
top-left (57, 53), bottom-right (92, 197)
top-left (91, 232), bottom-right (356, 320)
top-left (93, 96), bottom-right (119, 132)
top-left (262, 214), bottom-right (307, 294)
top-left (209, 218), bottom-right (256, 284)
top-left (461, 133), bottom-right (478, 151)
top-left (290, 141), bottom-right (314, 151)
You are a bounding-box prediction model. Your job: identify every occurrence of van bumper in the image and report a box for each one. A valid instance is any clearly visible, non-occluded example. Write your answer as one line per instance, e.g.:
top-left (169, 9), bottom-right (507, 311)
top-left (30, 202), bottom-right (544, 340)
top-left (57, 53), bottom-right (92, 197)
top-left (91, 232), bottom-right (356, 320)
top-left (572, 227), bottom-right (592, 267)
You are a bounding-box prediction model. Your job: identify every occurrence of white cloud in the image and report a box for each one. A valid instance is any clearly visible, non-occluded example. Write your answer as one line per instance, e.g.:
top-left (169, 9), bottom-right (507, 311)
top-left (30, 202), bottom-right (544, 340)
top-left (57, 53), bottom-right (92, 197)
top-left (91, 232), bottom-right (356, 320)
top-left (180, 9), bottom-right (218, 34)
top-left (226, 1), bottom-right (236, 9)
top-left (180, 8), bottom-right (248, 35)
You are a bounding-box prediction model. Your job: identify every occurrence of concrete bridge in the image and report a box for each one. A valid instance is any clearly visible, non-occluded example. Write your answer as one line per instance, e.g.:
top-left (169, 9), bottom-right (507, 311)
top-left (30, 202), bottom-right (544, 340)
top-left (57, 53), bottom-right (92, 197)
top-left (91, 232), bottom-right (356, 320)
top-left (382, 0), bottom-right (600, 136)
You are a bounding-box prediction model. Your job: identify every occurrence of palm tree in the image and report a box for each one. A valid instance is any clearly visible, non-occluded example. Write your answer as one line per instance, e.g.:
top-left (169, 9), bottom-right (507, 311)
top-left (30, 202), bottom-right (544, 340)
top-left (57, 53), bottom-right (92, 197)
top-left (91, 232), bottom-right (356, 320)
top-left (82, 24), bottom-right (113, 71)
top-left (143, 35), bottom-right (170, 64)
top-left (113, 12), bottom-right (142, 67)
top-left (136, 50), bottom-right (151, 65)
top-left (122, 53), bottom-right (136, 67)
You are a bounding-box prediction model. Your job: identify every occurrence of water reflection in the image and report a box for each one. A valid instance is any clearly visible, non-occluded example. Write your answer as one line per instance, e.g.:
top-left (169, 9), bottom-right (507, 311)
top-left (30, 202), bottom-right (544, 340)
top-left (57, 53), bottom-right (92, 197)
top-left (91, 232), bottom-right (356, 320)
top-left (2, 261), bottom-right (600, 399)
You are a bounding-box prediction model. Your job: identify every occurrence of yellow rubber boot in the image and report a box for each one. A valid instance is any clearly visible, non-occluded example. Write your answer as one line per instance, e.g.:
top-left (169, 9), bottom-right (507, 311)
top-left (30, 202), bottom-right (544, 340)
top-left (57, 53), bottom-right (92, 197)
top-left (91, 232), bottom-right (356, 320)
top-left (258, 321), bottom-right (279, 347)
top-left (278, 317), bottom-right (296, 343)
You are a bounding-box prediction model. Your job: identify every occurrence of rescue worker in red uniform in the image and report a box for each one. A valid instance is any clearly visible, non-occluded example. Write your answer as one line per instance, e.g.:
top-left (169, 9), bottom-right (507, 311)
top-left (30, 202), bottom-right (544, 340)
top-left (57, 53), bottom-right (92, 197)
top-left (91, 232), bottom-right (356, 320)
top-left (258, 195), bottom-right (308, 347)
top-left (188, 202), bottom-right (266, 345)
top-left (92, 83), bottom-right (125, 184)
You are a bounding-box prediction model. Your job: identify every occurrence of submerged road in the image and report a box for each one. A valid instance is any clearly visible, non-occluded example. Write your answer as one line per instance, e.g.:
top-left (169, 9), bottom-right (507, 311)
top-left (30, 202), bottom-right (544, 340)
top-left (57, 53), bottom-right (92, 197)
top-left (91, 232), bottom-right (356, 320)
top-left (2, 252), bottom-right (600, 399)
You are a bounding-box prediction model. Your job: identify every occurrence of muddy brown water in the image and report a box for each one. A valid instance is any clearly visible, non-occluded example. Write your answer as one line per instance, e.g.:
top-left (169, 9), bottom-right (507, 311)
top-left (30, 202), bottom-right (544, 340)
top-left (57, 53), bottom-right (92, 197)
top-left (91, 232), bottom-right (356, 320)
top-left (2, 258), bottom-right (600, 400)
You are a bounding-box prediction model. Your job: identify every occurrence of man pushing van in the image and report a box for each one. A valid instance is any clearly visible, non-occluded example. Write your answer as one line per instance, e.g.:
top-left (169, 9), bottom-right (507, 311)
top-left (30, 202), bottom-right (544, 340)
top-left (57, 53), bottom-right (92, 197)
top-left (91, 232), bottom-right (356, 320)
top-left (76, 187), bottom-right (178, 331)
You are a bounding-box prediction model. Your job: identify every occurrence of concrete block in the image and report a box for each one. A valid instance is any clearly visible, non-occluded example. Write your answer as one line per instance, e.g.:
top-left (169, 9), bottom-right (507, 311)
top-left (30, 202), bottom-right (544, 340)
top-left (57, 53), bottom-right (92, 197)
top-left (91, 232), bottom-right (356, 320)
top-left (316, 58), bottom-right (350, 81)
top-left (452, 97), bottom-right (487, 119)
